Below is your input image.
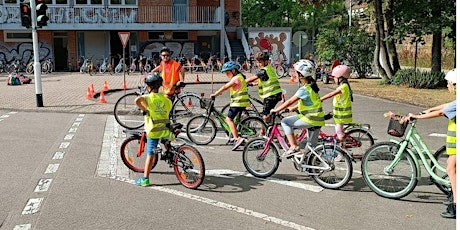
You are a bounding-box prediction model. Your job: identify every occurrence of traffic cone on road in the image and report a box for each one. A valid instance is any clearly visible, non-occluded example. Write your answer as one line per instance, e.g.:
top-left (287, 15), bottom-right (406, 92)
top-left (86, 87), bottom-right (93, 100)
top-left (102, 80), bottom-right (109, 91)
top-left (289, 73), bottom-right (296, 84)
top-left (186, 97), bottom-right (192, 107)
top-left (195, 74), bottom-right (200, 83)
top-left (98, 90), bottom-right (107, 103)
top-left (90, 83), bottom-right (95, 94)
top-left (121, 80), bottom-right (128, 90)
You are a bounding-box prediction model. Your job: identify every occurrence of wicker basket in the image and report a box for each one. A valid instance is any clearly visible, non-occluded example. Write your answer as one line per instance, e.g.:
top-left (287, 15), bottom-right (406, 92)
top-left (387, 116), bottom-right (408, 137)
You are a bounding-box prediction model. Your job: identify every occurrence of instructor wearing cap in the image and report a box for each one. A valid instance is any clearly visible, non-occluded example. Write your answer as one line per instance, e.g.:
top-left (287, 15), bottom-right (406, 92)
top-left (151, 46), bottom-right (185, 103)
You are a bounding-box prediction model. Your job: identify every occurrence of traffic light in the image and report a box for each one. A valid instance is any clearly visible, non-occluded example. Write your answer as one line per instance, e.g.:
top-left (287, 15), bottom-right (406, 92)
top-left (20, 2), bottom-right (31, 28)
top-left (36, 0), bottom-right (48, 27)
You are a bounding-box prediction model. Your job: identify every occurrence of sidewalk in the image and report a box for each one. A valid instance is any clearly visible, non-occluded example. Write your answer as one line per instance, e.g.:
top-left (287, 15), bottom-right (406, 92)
top-left (0, 71), bottom-right (294, 114)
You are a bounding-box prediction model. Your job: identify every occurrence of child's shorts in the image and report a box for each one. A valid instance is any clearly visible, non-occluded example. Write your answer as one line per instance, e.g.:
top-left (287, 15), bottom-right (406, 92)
top-left (227, 106), bottom-right (246, 120)
top-left (146, 138), bottom-right (160, 156)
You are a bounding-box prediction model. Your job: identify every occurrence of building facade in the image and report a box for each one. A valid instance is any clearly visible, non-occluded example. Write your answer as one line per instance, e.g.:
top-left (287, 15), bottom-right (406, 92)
top-left (0, 0), bottom-right (242, 71)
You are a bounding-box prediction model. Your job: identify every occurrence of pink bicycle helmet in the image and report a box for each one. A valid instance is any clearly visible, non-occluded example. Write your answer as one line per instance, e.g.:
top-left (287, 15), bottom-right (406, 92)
top-left (331, 65), bottom-right (351, 78)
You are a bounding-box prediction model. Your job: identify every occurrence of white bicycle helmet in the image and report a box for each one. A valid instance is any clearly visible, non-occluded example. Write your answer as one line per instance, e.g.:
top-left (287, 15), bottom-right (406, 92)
top-left (293, 59), bottom-right (315, 78)
top-left (445, 69), bottom-right (457, 84)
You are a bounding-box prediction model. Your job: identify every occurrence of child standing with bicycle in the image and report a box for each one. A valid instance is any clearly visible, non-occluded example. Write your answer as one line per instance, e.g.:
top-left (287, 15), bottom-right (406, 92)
top-left (211, 61), bottom-right (250, 151)
top-left (320, 65), bottom-right (353, 153)
top-left (407, 69), bottom-right (456, 218)
top-left (246, 52), bottom-right (283, 126)
top-left (134, 72), bottom-right (172, 186)
top-left (271, 60), bottom-right (325, 157)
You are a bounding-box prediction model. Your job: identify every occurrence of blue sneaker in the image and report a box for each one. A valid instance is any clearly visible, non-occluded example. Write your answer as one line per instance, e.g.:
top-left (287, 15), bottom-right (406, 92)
top-left (134, 176), bottom-right (150, 186)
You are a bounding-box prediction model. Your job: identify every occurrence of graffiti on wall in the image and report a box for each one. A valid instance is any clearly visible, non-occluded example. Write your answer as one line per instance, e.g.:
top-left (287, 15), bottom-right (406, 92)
top-left (139, 41), bottom-right (195, 59)
top-left (248, 29), bottom-right (291, 63)
top-left (0, 42), bottom-right (53, 64)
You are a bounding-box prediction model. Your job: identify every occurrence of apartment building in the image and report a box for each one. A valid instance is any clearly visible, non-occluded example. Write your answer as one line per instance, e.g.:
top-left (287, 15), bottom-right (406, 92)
top-left (0, 0), bottom-right (242, 71)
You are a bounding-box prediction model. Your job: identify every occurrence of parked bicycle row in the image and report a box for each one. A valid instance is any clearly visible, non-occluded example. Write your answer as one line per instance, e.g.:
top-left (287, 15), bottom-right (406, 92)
top-left (111, 48), bottom-right (455, 219)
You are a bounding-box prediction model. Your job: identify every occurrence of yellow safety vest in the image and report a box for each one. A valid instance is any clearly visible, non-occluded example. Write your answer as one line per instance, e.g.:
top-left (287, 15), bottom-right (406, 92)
top-left (297, 85), bottom-right (325, 127)
top-left (333, 83), bottom-right (352, 124)
top-left (258, 65), bottom-right (282, 99)
top-left (446, 119), bottom-right (456, 155)
top-left (230, 74), bottom-right (250, 107)
top-left (144, 93), bottom-right (172, 139)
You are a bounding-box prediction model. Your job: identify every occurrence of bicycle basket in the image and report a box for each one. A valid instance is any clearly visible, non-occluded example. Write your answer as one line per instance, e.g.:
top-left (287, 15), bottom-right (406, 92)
top-left (387, 116), bottom-right (408, 137)
top-left (200, 98), bottom-right (212, 109)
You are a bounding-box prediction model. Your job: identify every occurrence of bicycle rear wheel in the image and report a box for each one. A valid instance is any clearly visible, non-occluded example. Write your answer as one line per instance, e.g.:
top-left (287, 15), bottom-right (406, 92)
top-left (344, 128), bottom-right (374, 159)
top-left (170, 94), bottom-right (206, 125)
top-left (237, 116), bottom-right (267, 139)
top-left (361, 142), bottom-right (418, 199)
top-left (120, 136), bottom-right (158, 173)
top-left (242, 137), bottom-right (280, 178)
top-left (309, 144), bottom-right (353, 189)
top-left (186, 115), bottom-right (217, 145)
top-left (275, 65), bottom-right (285, 77)
top-left (431, 146), bottom-right (450, 195)
top-left (173, 145), bottom-right (205, 189)
top-left (114, 93), bottom-right (144, 129)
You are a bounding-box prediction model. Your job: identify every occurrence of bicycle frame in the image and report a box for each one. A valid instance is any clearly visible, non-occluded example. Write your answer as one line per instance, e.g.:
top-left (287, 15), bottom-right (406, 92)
top-left (388, 120), bottom-right (449, 187)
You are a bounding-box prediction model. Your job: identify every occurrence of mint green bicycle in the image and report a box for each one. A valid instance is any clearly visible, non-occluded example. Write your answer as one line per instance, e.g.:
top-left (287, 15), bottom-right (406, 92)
top-left (361, 114), bottom-right (450, 199)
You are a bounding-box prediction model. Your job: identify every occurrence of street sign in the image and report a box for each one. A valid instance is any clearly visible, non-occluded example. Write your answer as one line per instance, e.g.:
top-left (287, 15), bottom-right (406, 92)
top-left (292, 31), bottom-right (308, 47)
top-left (118, 32), bottom-right (130, 48)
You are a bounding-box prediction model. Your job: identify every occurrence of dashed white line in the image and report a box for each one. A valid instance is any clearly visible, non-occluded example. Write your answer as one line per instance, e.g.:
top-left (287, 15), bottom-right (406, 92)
top-left (64, 134), bottom-right (74, 140)
top-left (429, 133), bottom-right (447, 137)
top-left (45, 163), bottom-right (59, 174)
top-left (52, 151), bottom-right (65, 160)
top-left (34, 179), bottom-right (53, 192)
top-left (13, 224), bottom-right (31, 230)
top-left (22, 198), bottom-right (44, 215)
top-left (59, 142), bottom-right (70, 149)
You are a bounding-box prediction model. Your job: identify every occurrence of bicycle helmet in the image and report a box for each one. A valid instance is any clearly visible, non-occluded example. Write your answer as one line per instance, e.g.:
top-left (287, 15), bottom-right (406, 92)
top-left (331, 65), bottom-right (351, 78)
top-left (145, 72), bottom-right (163, 87)
top-left (445, 69), bottom-right (457, 84)
top-left (221, 61), bottom-right (239, 72)
top-left (293, 59), bottom-right (315, 78)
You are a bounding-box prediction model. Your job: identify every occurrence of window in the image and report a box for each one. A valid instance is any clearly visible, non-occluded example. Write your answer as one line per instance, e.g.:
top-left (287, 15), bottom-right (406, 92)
top-left (172, 32), bottom-right (188, 40)
top-left (76, 0), bottom-right (102, 4)
top-left (110, 0), bottom-right (136, 5)
top-left (4, 31), bottom-right (32, 42)
top-left (148, 32), bottom-right (165, 40)
top-left (56, 0), bottom-right (68, 4)
top-left (4, 0), bottom-right (17, 4)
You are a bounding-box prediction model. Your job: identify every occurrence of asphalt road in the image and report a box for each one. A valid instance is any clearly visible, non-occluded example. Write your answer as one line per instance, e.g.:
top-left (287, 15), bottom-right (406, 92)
top-left (0, 82), bottom-right (455, 230)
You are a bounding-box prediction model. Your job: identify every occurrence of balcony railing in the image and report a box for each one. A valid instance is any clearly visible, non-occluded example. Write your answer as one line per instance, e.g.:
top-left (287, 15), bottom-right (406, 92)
top-left (0, 5), bottom-right (221, 25)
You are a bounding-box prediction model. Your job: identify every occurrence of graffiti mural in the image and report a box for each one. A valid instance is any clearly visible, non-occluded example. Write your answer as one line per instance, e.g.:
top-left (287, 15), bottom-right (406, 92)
top-left (139, 41), bottom-right (195, 59)
top-left (248, 28), bottom-right (291, 63)
top-left (0, 41), bottom-right (53, 65)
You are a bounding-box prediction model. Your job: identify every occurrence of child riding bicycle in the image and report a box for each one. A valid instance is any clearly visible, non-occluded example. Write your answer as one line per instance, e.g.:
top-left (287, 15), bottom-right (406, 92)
top-left (210, 61), bottom-right (250, 151)
top-left (134, 72), bottom-right (173, 186)
top-left (270, 60), bottom-right (325, 157)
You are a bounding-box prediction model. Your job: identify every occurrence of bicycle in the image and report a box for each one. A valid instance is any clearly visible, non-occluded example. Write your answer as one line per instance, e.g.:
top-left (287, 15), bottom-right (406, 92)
top-left (113, 82), bottom-right (205, 130)
top-left (242, 110), bottom-right (352, 189)
top-left (120, 123), bottom-right (205, 189)
top-left (185, 96), bottom-right (267, 145)
top-left (272, 59), bottom-right (290, 78)
top-left (361, 113), bottom-right (450, 199)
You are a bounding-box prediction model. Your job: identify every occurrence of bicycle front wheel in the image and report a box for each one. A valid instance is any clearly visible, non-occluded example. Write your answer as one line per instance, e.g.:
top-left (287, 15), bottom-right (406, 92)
top-left (431, 146), bottom-right (450, 195)
top-left (275, 65), bottom-right (285, 78)
top-left (237, 116), bottom-right (267, 139)
top-left (186, 115), bottom-right (217, 145)
top-left (242, 137), bottom-right (280, 178)
top-left (361, 142), bottom-right (418, 199)
top-left (114, 93), bottom-right (144, 129)
top-left (309, 144), bottom-right (353, 189)
top-left (344, 128), bottom-right (375, 159)
top-left (173, 145), bottom-right (205, 189)
top-left (171, 94), bottom-right (206, 125)
top-left (120, 136), bottom-right (158, 173)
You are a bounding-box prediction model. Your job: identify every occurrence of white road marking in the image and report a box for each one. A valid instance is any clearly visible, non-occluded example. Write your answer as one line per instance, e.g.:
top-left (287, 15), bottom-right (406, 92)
top-left (68, 127), bottom-right (78, 133)
top-left (0, 114), bottom-right (10, 118)
top-left (13, 224), bottom-right (31, 230)
top-left (107, 176), bottom-right (315, 230)
top-left (59, 142), bottom-right (70, 149)
top-left (52, 151), bottom-right (65, 160)
top-left (72, 122), bottom-right (80, 127)
top-left (34, 179), bottom-right (53, 192)
top-left (22, 198), bottom-right (44, 215)
top-left (64, 134), bottom-right (74, 140)
top-left (429, 133), bottom-right (446, 137)
top-left (45, 163), bottom-right (59, 174)
top-left (206, 169), bottom-right (323, 193)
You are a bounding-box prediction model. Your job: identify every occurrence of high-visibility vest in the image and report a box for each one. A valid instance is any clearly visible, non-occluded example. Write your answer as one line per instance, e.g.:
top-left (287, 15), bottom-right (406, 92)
top-left (446, 119), bottom-right (456, 155)
top-left (297, 85), bottom-right (325, 127)
top-left (230, 74), bottom-right (250, 107)
top-left (161, 60), bottom-right (181, 95)
top-left (144, 93), bottom-right (172, 139)
top-left (333, 83), bottom-right (352, 124)
top-left (258, 65), bottom-right (282, 99)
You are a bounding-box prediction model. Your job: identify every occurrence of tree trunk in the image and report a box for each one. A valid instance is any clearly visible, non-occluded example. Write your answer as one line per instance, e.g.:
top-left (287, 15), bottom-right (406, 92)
top-left (384, 0), bottom-right (400, 72)
top-left (373, 0), bottom-right (394, 80)
top-left (431, 32), bottom-right (442, 72)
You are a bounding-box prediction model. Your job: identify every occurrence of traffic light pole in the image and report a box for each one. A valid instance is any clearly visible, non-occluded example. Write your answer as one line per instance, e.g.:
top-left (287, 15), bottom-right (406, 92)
top-left (29, 0), bottom-right (43, 107)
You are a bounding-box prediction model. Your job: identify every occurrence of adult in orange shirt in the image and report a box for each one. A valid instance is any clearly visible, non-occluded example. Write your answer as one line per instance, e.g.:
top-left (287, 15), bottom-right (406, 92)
top-left (152, 47), bottom-right (185, 102)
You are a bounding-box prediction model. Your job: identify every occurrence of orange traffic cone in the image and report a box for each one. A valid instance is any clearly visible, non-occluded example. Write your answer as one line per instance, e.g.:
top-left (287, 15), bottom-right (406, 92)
top-left (195, 74), bottom-right (200, 83)
top-left (186, 97), bottom-right (192, 107)
top-left (90, 83), bottom-right (95, 94)
top-left (86, 87), bottom-right (93, 100)
top-left (99, 90), bottom-right (107, 103)
top-left (121, 80), bottom-right (128, 90)
top-left (102, 80), bottom-right (109, 91)
top-left (289, 73), bottom-right (296, 84)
